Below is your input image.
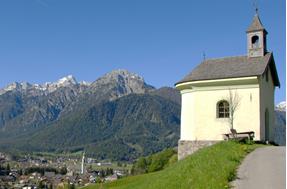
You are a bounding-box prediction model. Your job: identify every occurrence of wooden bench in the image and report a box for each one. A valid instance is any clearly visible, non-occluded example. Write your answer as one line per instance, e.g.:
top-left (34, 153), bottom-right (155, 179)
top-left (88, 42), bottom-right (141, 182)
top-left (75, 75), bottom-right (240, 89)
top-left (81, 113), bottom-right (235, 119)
top-left (224, 129), bottom-right (255, 141)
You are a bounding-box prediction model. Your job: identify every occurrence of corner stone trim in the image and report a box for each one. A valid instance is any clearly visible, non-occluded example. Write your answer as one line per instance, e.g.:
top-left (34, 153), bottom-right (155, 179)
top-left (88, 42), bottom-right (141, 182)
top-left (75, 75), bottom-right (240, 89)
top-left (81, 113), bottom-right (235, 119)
top-left (178, 140), bottom-right (218, 160)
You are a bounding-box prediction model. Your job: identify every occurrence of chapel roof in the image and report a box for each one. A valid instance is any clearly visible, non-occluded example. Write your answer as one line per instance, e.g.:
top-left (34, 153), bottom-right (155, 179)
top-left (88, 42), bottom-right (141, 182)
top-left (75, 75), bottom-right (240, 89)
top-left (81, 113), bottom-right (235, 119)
top-left (176, 52), bottom-right (280, 87)
top-left (246, 14), bottom-right (267, 33)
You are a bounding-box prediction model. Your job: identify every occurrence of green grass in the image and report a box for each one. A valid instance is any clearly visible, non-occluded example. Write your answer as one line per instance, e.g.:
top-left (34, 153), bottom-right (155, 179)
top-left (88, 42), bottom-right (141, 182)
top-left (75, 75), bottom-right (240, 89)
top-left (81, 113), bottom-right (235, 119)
top-left (82, 141), bottom-right (263, 189)
top-left (90, 162), bottom-right (132, 172)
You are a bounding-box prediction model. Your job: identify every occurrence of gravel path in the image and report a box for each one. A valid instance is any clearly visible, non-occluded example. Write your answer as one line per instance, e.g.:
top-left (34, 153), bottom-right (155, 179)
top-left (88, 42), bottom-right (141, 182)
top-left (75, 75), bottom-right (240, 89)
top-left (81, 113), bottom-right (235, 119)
top-left (232, 146), bottom-right (286, 189)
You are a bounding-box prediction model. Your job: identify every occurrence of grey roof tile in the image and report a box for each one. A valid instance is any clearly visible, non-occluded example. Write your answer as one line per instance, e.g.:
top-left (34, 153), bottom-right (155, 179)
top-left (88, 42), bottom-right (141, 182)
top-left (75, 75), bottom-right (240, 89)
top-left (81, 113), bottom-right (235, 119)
top-left (176, 52), bottom-right (280, 87)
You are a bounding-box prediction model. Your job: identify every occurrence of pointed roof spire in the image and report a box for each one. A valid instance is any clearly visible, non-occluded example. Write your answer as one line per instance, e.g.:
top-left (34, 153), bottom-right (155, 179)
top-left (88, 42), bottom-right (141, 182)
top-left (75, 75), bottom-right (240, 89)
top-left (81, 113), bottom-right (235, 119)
top-left (246, 13), bottom-right (267, 33)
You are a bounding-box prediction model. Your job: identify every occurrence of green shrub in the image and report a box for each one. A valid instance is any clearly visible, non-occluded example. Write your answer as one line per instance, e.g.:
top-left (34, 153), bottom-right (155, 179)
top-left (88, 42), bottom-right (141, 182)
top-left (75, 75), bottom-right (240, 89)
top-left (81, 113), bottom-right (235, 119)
top-left (132, 148), bottom-right (177, 174)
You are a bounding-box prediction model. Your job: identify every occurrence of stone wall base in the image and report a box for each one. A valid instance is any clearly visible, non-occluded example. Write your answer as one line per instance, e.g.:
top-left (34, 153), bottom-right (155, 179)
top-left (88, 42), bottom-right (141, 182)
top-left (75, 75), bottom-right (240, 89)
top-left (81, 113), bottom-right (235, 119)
top-left (178, 140), bottom-right (218, 160)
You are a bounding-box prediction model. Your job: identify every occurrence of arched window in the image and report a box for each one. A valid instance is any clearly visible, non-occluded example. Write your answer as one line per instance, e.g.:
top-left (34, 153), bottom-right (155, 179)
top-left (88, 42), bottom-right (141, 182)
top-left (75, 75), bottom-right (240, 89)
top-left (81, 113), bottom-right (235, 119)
top-left (217, 100), bottom-right (229, 118)
top-left (251, 35), bottom-right (259, 48)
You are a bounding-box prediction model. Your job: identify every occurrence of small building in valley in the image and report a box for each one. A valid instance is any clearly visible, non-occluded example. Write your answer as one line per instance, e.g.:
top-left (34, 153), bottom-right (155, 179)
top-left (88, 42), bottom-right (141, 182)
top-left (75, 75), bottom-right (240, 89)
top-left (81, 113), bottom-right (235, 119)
top-left (175, 12), bottom-right (280, 160)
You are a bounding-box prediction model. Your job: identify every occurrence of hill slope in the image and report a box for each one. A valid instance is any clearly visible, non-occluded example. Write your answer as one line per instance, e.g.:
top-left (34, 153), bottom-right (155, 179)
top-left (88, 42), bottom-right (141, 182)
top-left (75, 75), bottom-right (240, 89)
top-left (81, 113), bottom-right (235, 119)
top-left (84, 142), bottom-right (262, 189)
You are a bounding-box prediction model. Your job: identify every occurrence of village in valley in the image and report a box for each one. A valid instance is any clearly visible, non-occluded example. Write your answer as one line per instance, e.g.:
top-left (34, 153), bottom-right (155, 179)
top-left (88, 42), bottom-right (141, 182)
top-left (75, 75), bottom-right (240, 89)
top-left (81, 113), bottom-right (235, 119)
top-left (0, 152), bottom-right (129, 188)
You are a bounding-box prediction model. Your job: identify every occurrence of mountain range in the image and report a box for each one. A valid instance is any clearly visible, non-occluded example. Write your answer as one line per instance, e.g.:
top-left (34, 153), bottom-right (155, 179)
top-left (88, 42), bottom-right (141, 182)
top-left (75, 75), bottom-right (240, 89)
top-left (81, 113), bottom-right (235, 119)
top-left (274, 102), bottom-right (286, 146)
top-left (0, 70), bottom-right (180, 161)
top-left (0, 70), bottom-right (285, 161)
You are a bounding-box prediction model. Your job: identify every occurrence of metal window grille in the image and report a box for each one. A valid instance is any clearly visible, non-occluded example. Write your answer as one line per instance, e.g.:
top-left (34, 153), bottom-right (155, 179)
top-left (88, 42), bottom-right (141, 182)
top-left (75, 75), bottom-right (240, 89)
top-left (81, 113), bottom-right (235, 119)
top-left (218, 101), bottom-right (229, 118)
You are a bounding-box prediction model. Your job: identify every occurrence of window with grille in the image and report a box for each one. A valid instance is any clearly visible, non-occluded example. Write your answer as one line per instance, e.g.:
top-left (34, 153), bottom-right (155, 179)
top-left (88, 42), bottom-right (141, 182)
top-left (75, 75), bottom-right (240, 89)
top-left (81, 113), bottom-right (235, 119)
top-left (217, 100), bottom-right (230, 118)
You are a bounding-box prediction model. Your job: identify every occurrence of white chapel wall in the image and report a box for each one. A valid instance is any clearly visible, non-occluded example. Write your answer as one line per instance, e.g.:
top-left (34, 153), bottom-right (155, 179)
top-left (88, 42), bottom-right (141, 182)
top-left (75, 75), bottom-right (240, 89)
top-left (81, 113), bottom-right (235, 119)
top-left (259, 66), bottom-right (276, 141)
top-left (180, 84), bottom-right (261, 141)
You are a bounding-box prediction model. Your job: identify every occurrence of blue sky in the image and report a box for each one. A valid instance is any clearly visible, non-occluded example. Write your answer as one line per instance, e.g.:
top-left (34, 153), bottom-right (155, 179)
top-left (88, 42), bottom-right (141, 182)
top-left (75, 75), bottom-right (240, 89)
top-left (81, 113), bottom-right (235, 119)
top-left (0, 0), bottom-right (285, 103)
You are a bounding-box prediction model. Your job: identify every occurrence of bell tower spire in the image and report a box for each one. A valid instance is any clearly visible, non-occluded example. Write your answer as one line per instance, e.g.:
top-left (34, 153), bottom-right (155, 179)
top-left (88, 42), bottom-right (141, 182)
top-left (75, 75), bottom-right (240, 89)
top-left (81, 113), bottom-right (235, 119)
top-left (246, 10), bottom-right (268, 57)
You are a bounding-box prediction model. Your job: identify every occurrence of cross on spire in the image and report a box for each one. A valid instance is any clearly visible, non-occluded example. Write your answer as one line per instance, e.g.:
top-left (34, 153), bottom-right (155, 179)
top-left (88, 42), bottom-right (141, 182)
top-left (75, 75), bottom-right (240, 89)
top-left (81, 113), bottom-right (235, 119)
top-left (203, 51), bottom-right (206, 61)
top-left (253, 0), bottom-right (259, 15)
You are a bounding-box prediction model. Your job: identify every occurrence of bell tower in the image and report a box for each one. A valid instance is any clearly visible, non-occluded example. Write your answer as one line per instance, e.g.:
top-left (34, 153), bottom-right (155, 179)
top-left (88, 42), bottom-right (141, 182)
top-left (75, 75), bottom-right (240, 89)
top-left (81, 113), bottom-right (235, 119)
top-left (246, 11), bottom-right (268, 57)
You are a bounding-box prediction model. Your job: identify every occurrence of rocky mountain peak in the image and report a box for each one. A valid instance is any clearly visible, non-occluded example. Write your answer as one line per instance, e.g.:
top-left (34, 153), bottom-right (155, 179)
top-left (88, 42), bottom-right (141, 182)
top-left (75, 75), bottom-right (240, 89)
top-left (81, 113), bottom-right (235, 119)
top-left (5, 82), bottom-right (21, 91)
top-left (90, 69), bottom-right (155, 100)
top-left (20, 82), bottom-right (32, 90)
top-left (106, 69), bottom-right (144, 81)
top-left (0, 82), bottom-right (34, 95)
top-left (0, 75), bottom-right (80, 95)
top-left (94, 69), bottom-right (147, 85)
top-left (56, 75), bottom-right (78, 86)
top-left (40, 75), bottom-right (79, 92)
top-left (80, 81), bottom-right (91, 86)
top-left (0, 70), bottom-right (153, 99)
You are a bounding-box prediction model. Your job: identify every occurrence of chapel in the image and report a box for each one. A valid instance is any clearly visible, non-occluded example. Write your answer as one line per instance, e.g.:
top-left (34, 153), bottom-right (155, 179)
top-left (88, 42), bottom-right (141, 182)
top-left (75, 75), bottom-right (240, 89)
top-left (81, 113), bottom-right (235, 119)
top-left (175, 12), bottom-right (280, 160)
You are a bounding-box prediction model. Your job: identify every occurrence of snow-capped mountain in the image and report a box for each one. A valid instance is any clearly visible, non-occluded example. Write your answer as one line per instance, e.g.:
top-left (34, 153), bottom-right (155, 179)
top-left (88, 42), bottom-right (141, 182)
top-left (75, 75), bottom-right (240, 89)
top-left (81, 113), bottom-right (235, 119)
top-left (0, 69), bottom-right (156, 129)
top-left (0, 75), bottom-right (90, 95)
top-left (0, 82), bottom-right (34, 95)
top-left (42, 75), bottom-right (79, 92)
top-left (0, 69), bottom-right (182, 161)
top-left (57, 75), bottom-right (77, 85)
top-left (276, 101), bottom-right (286, 112)
top-left (2, 82), bottom-right (23, 92)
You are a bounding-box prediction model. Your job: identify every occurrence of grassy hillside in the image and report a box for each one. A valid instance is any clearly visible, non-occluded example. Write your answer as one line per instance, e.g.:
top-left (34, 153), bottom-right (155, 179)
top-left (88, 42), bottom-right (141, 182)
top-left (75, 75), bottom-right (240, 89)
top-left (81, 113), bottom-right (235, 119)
top-left (83, 141), bottom-right (263, 189)
top-left (131, 148), bottom-right (177, 174)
